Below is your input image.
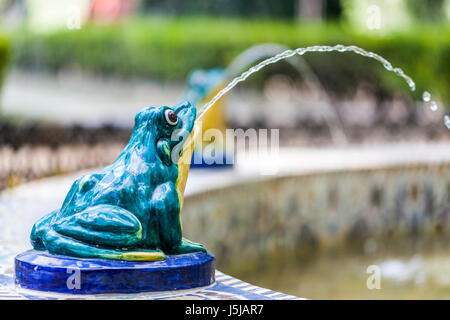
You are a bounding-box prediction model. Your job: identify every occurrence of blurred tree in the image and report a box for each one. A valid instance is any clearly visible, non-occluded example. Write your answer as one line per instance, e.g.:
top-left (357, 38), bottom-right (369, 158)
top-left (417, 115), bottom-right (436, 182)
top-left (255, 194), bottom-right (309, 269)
top-left (140, 0), bottom-right (295, 18)
top-left (326, 0), bottom-right (343, 20)
top-left (139, 0), bottom-right (341, 20)
top-left (296, 0), bottom-right (324, 21)
top-left (406, 0), bottom-right (445, 22)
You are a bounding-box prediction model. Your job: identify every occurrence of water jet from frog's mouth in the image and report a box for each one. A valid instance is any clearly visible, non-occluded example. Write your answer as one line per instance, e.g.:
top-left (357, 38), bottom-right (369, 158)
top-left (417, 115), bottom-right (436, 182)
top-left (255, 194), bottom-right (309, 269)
top-left (191, 44), bottom-right (449, 130)
top-left (176, 44), bottom-right (449, 203)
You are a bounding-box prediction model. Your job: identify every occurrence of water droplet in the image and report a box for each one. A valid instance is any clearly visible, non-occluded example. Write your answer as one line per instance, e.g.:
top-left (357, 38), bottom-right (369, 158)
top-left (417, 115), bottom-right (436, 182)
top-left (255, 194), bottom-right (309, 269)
top-left (430, 101), bottom-right (438, 112)
top-left (422, 91), bottom-right (431, 102)
top-left (445, 115), bottom-right (450, 130)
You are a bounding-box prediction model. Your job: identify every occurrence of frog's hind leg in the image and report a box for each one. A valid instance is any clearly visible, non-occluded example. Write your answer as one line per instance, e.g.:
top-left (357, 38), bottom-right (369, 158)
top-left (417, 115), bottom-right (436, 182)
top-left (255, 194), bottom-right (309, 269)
top-left (43, 228), bottom-right (166, 261)
top-left (41, 204), bottom-right (166, 261)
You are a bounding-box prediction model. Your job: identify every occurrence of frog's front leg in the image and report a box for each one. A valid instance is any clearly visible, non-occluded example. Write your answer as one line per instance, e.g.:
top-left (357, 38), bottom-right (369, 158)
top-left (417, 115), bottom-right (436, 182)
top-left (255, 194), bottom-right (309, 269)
top-left (175, 237), bottom-right (207, 255)
top-left (151, 182), bottom-right (206, 255)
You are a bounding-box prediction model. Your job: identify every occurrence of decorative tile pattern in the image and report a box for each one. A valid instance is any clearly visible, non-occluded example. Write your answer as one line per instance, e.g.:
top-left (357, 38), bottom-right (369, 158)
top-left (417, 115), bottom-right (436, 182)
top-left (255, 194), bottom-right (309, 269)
top-left (0, 270), bottom-right (305, 300)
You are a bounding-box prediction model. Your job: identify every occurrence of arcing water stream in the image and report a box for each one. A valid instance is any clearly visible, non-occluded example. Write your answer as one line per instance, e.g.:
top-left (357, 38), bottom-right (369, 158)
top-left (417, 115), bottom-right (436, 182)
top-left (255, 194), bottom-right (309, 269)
top-left (196, 44), bottom-right (450, 130)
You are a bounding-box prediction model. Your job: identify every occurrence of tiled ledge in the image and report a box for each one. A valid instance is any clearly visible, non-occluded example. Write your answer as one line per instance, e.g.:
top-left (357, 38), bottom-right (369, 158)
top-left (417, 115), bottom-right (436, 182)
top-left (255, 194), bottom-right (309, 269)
top-left (0, 270), bottom-right (305, 300)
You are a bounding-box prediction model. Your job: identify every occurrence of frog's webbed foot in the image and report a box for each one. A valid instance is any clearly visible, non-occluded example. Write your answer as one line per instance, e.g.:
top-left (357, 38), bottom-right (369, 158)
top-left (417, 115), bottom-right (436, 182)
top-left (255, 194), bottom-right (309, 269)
top-left (167, 238), bottom-right (207, 255)
top-left (38, 204), bottom-right (166, 261)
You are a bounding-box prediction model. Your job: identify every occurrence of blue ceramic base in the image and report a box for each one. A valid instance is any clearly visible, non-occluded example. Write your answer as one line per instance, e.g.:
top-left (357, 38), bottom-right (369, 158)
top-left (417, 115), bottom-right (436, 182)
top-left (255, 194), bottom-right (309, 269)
top-left (15, 250), bottom-right (215, 295)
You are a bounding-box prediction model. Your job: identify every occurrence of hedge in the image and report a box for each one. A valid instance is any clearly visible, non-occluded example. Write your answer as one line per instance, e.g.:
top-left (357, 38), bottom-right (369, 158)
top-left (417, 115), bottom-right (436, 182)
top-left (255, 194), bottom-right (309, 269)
top-left (0, 31), bottom-right (9, 91)
top-left (11, 17), bottom-right (450, 104)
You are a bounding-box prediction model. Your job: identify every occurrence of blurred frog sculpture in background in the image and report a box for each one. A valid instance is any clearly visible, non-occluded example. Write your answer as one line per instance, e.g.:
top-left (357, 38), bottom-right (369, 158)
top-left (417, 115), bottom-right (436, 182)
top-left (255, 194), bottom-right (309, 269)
top-left (30, 101), bottom-right (206, 261)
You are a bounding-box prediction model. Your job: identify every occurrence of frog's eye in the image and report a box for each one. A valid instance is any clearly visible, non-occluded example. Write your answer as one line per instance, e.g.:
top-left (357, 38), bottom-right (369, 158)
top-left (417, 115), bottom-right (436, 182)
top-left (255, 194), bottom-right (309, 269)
top-left (164, 109), bottom-right (178, 126)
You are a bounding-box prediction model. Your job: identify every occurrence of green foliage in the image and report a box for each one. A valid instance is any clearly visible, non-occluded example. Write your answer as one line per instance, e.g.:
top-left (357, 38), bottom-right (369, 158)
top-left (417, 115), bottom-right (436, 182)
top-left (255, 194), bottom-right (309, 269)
top-left (0, 31), bottom-right (9, 90)
top-left (11, 17), bottom-right (450, 104)
top-left (406, 0), bottom-right (446, 22)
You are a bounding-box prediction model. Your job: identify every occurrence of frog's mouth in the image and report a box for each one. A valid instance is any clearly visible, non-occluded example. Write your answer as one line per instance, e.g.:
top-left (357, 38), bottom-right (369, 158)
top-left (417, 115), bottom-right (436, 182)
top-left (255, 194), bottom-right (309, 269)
top-left (173, 102), bottom-right (197, 146)
top-left (167, 102), bottom-right (196, 161)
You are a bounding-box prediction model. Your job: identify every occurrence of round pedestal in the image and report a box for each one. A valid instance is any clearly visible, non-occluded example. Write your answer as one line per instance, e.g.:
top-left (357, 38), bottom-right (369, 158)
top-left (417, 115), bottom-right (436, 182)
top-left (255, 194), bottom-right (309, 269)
top-left (15, 250), bottom-right (215, 295)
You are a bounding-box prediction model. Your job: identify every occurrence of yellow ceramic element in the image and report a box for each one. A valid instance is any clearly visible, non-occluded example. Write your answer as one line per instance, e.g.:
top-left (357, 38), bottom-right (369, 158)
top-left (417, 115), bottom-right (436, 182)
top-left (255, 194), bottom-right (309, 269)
top-left (196, 85), bottom-right (227, 148)
top-left (176, 84), bottom-right (228, 206)
top-left (176, 85), bottom-right (228, 214)
top-left (106, 250), bottom-right (166, 261)
top-left (176, 130), bottom-right (196, 212)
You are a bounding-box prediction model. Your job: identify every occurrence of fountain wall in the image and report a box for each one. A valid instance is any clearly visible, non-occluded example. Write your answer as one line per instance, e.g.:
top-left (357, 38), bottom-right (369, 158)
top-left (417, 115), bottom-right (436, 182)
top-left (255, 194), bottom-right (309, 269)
top-left (182, 163), bottom-right (450, 271)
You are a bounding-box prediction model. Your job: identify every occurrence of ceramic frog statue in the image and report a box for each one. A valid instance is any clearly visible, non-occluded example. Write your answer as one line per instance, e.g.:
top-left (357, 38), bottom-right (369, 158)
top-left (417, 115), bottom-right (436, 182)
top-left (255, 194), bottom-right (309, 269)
top-left (30, 102), bottom-right (206, 261)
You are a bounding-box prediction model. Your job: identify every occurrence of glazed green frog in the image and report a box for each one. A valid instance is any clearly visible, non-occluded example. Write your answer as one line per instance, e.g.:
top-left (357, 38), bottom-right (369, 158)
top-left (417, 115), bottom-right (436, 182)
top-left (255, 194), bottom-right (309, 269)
top-left (30, 102), bottom-right (206, 261)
